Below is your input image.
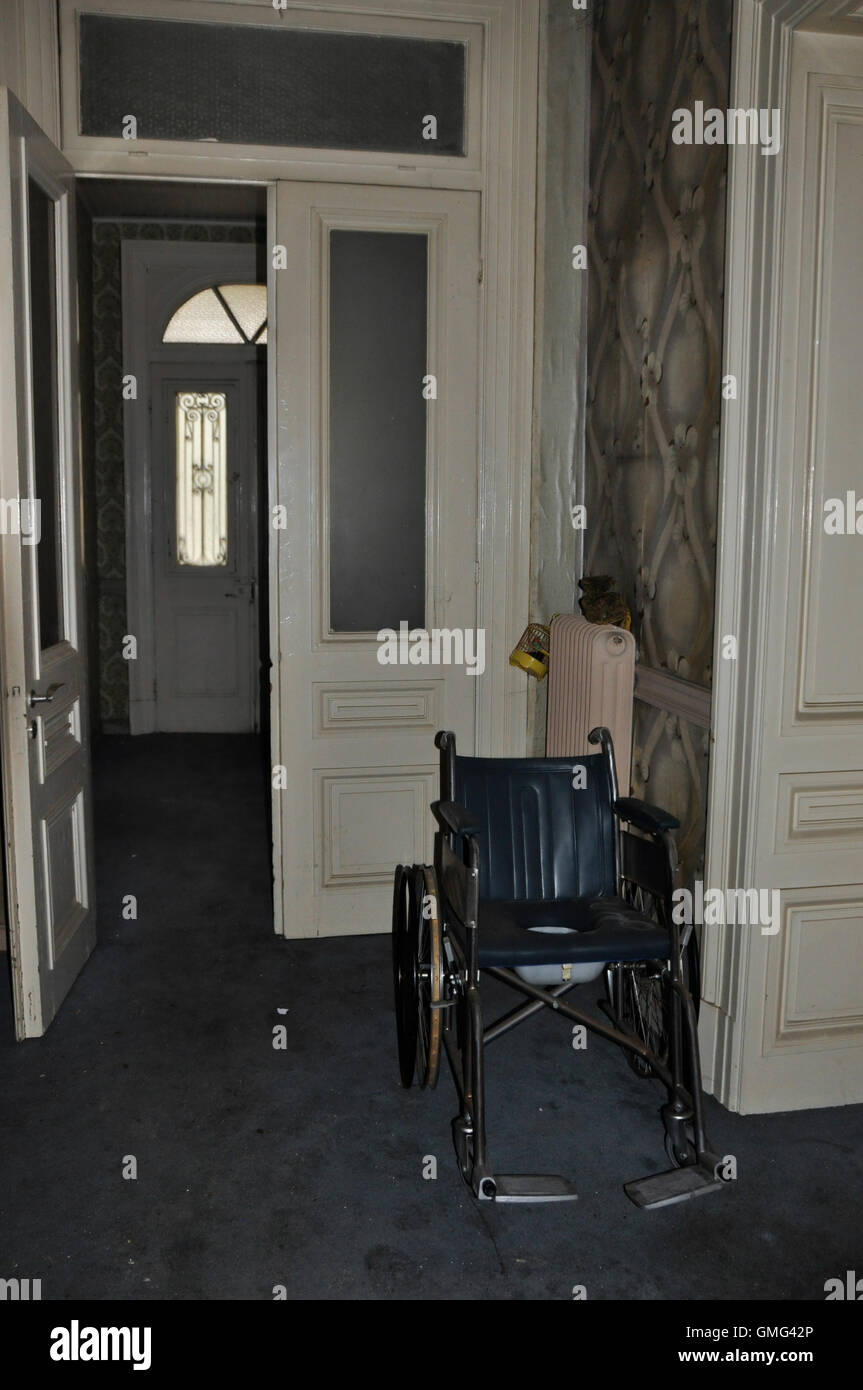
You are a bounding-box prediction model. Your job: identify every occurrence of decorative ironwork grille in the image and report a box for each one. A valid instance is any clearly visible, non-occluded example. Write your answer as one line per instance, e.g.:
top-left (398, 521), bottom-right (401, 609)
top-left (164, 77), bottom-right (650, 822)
top-left (175, 391), bottom-right (228, 567)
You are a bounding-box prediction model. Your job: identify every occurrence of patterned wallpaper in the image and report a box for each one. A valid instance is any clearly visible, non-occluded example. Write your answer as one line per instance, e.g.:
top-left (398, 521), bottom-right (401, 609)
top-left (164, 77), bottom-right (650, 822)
top-left (91, 221), bottom-right (258, 730)
top-left (585, 0), bottom-right (732, 881)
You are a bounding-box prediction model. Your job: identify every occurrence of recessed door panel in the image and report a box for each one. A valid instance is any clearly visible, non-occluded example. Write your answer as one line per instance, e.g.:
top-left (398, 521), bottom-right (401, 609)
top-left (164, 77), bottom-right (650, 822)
top-left (172, 609), bottom-right (241, 699)
top-left (41, 790), bottom-right (88, 963)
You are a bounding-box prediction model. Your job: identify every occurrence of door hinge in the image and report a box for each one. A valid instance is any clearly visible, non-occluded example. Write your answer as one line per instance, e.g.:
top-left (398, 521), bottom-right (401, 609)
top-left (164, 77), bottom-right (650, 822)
top-left (474, 561), bottom-right (480, 586)
top-left (478, 258), bottom-right (484, 285)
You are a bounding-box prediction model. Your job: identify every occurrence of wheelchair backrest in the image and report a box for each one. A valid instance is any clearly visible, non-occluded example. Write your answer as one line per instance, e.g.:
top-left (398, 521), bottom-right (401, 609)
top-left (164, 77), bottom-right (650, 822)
top-left (453, 753), bottom-right (617, 902)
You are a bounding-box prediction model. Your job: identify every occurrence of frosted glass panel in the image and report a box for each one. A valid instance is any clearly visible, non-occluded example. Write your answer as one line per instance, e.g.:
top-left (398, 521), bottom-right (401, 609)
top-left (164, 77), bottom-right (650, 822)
top-left (329, 231), bottom-right (427, 633)
top-left (164, 289), bottom-right (243, 344)
top-left (219, 284), bottom-right (267, 342)
top-left (28, 177), bottom-right (63, 649)
top-left (176, 392), bottom-right (228, 567)
top-left (79, 14), bottom-right (466, 156)
top-left (163, 285), bottom-right (267, 344)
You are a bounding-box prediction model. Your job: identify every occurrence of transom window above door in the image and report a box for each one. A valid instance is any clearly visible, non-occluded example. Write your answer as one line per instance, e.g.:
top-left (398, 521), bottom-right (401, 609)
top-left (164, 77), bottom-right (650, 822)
top-left (163, 284), bottom-right (267, 345)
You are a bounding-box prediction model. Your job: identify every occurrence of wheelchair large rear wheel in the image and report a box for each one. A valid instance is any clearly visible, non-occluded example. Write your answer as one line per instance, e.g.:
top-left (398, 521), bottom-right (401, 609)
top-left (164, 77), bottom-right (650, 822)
top-left (415, 866), bottom-right (443, 1089)
top-left (392, 864), bottom-right (420, 1087)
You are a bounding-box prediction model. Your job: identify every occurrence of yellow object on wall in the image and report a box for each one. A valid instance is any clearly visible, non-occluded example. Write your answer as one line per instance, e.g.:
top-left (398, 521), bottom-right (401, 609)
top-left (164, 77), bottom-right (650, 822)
top-left (509, 623), bottom-right (551, 680)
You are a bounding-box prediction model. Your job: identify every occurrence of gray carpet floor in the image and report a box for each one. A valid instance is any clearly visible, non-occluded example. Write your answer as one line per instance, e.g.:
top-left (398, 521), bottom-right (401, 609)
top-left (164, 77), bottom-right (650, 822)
top-left (0, 734), bottom-right (860, 1301)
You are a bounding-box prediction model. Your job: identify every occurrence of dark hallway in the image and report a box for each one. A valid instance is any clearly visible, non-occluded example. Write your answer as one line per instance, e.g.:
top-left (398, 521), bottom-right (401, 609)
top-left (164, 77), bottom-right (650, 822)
top-left (1, 736), bottom-right (862, 1301)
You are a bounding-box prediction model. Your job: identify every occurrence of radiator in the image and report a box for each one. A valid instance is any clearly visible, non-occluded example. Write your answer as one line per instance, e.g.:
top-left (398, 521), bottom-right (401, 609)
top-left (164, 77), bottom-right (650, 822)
top-left (545, 614), bottom-right (635, 795)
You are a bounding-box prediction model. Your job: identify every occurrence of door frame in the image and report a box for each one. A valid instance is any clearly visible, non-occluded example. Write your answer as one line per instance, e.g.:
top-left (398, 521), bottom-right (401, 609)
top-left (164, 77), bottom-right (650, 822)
top-left (701, 0), bottom-right (833, 1108)
top-left (121, 241), bottom-right (263, 734)
top-left (57, 0), bottom-right (539, 940)
top-left (69, 0), bottom-right (539, 750)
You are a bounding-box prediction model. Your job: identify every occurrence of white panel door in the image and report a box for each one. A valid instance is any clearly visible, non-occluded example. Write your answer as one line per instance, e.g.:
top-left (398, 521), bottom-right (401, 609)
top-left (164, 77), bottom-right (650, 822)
top-left (736, 34), bottom-right (863, 1109)
top-left (270, 182), bottom-right (481, 938)
top-left (151, 363), bottom-right (259, 732)
top-left (0, 89), bottom-right (96, 1037)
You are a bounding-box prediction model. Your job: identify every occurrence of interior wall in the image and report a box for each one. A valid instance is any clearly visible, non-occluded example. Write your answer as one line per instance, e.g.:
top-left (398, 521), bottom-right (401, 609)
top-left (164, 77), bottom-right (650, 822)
top-left (89, 218), bottom-right (258, 732)
top-left (527, 0), bottom-right (591, 755)
top-left (584, 0), bottom-right (733, 882)
top-left (0, 0), bottom-right (60, 143)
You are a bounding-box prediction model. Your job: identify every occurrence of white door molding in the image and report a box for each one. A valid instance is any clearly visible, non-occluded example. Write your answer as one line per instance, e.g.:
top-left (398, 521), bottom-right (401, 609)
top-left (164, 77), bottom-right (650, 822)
top-left (111, 4), bottom-right (539, 762)
top-left (472, 0), bottom-right (539, 756)
top-left (701, 0), bottom-right (843, 1109)
top-left (121, 240), bottom-right (261, 733)
top-left (58, 0), bottom-right (486, 187)
top-left (41, 0), bottom-right (538, 937)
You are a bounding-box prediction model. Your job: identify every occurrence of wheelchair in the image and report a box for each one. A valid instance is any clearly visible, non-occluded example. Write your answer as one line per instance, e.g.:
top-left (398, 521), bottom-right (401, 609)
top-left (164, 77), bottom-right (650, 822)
top-left (392, 727), bottom-right (729, 1207)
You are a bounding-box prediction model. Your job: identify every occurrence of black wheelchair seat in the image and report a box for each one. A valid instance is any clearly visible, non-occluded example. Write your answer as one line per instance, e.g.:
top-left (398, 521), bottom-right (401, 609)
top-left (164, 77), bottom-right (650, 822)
top-left (474, 896), bottom-right (671, 968)
top-left (451, 750), bottom-right (669, 968)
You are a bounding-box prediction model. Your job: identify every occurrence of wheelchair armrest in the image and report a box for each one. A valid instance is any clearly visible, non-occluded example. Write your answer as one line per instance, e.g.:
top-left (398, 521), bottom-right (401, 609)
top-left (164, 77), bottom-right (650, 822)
top-left (431, 800), bottom-right (479, 838)
top-left (614, 797), bottom-right (680, 835)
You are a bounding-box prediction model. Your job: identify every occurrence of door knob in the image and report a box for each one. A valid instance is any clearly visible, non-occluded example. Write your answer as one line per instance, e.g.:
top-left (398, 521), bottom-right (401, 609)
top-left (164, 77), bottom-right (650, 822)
top-left (28, 683), bottom-right (64, 707)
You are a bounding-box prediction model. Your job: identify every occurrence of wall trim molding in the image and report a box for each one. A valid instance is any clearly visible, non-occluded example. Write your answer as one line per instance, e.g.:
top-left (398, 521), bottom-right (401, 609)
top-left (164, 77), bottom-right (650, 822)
top-left (634, 666), bottom-right (712, 729)
top-left (701, 0), bottom-right (826, 1110)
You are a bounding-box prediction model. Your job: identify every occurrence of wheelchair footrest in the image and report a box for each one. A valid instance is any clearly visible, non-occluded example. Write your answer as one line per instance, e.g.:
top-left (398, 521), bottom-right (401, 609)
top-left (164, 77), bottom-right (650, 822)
top-left (624, 1162), bottom-right (726, 1210)
top-left (490, 1174), bottom-right (578, 1203)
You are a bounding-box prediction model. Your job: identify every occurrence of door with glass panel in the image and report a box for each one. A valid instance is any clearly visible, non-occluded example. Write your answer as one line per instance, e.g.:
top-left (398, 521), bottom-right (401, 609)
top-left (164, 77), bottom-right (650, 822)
top-left (0, 90), bottom-right (96, 1036)
top-left (151, 363), bottom-right (259, 732)
top-left (271, 183), bottom-right (480, 938)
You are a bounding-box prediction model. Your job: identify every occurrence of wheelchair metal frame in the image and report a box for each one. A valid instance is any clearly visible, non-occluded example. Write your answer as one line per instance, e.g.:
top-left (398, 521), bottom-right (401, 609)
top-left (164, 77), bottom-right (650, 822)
top-left (414, 726), bottom-right (728, 1207)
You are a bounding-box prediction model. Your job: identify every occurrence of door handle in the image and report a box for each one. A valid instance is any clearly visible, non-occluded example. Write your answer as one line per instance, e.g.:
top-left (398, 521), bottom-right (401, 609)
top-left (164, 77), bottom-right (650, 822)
top-left (28, 683), bottom-right (64, 707)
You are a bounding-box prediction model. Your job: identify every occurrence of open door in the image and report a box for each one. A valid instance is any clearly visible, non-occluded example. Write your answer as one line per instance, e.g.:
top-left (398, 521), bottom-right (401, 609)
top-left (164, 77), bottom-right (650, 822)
top-left (0, 89), bottom-right (96, 1038)
top-left (269, 181), bottom-right (481, 938)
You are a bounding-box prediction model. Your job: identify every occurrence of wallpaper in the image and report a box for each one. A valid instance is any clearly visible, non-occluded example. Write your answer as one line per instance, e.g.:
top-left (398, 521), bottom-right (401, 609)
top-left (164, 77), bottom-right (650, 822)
top-left (585, 0), bottom-right (733, 881)
top-left (91, 220), bottom-right (258, 731)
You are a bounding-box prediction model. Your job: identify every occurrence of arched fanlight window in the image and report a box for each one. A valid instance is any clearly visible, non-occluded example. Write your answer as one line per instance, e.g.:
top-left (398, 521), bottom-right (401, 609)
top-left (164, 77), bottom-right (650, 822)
top-left (163, 283), bottom-right (267, 344)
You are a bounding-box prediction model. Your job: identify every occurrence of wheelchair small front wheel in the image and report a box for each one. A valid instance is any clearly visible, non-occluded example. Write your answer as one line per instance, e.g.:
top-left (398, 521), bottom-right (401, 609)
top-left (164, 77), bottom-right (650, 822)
top-left (664, 1131), bottom-right (697, 1169)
